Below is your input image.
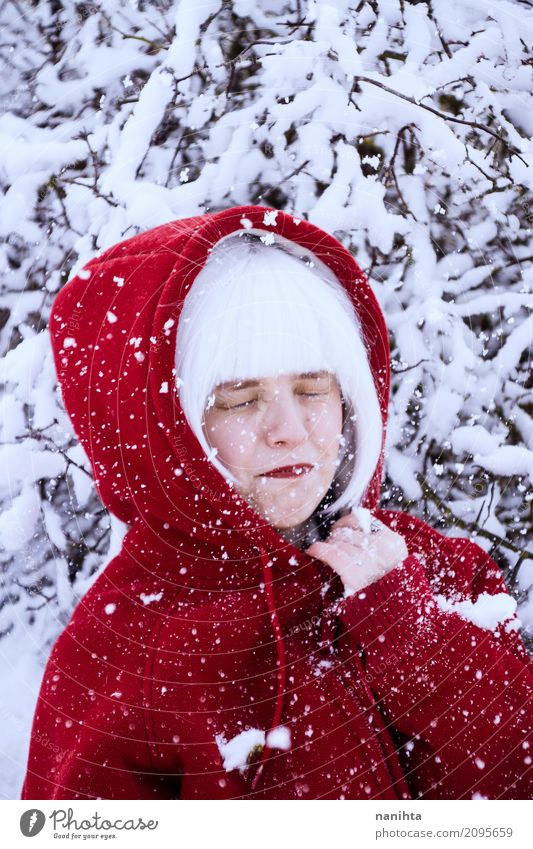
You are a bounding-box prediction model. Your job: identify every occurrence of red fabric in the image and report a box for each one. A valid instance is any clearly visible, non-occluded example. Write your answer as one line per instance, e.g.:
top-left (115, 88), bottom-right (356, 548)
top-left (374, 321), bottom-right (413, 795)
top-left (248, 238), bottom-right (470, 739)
top-left (21, 205), bottom-right (532, 800)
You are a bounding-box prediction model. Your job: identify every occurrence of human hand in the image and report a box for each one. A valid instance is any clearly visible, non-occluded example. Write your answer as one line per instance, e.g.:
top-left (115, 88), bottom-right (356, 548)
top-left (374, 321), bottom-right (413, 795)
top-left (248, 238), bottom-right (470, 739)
top-left (305, 508), bottom-right (409, 595)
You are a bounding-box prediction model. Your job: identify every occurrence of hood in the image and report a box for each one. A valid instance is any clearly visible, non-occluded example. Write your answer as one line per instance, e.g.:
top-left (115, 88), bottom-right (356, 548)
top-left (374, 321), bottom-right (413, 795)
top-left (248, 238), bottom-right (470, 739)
top-left (49, 205), bottom-right (391, 790)
top-left (50, 204), bottom-right (390, 554)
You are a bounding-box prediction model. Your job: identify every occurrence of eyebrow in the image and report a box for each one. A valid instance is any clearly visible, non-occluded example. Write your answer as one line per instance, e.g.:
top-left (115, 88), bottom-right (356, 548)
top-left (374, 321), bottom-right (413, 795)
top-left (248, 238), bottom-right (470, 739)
top-left (216, 371), bottom-right (331, 391)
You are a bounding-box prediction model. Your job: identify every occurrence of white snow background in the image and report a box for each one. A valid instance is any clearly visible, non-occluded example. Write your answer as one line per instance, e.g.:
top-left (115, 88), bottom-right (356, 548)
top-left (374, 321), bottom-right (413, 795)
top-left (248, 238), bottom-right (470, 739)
top-left (0, 0), bottom-right (532, 798)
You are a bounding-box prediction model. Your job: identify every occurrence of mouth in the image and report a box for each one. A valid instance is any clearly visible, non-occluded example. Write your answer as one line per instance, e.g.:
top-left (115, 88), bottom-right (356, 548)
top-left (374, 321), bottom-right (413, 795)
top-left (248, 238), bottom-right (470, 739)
top-left (259, 464), bottom-right (314, 479)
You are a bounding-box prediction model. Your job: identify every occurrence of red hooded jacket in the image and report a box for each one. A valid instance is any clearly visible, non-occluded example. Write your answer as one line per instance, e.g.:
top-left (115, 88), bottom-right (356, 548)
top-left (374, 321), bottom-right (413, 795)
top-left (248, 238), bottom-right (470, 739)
top-left (22, 205), bottom-right (532, 800)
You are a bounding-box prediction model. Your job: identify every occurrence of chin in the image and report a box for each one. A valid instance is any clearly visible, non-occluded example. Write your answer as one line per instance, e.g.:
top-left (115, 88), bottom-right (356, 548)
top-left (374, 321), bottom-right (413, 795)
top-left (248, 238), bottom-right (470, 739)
top-left (249, 484), bottom-right (329, 530)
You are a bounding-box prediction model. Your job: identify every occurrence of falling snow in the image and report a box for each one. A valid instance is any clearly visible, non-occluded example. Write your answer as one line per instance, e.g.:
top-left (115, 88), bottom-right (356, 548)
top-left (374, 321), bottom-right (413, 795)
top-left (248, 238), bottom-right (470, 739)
top-left (0, 0), bottom-right (531, 802)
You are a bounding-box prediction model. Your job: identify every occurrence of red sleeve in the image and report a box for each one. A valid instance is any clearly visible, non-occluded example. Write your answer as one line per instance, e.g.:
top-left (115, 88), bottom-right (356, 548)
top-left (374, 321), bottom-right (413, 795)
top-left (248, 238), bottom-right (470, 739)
top-left (463, 539), bottom-right (533, 673)
top-left (334, 554), bottom-right (533, 800)
top-left (20, 600), bottom-right (181, 801)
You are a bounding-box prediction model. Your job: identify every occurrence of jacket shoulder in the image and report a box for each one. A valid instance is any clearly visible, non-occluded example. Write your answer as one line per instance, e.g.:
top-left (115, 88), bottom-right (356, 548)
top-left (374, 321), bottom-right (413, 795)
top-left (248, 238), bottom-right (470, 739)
top-left (376, 508), bottom-right (508, 602)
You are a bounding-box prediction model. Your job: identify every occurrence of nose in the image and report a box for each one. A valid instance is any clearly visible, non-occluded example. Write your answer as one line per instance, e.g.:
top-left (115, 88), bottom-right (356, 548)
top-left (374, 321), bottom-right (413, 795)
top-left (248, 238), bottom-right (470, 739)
top-left (263, 391), bottom-right (308, 448)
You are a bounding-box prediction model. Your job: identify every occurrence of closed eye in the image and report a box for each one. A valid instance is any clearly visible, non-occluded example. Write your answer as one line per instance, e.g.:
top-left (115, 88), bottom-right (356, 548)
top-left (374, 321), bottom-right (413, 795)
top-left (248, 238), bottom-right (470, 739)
top-left (224, 398), bottom-right (257, 410)
top-left (218, 386), bottom-right (331, 409)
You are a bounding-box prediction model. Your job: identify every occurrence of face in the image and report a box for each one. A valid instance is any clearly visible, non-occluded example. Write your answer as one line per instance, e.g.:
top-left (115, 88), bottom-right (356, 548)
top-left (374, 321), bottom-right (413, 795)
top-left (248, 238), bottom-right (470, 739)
top-left (202, 370), bottom-right (344, 531)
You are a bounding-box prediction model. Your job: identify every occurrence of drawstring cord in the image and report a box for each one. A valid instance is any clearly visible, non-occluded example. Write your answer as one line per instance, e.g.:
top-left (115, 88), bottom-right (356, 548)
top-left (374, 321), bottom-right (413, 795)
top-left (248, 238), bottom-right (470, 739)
top-left (250, 547), bottom-right (287, 792)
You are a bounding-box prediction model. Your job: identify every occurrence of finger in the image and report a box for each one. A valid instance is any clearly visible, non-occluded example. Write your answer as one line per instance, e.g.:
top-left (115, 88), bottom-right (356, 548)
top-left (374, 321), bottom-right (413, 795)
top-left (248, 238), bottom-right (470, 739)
top-left (305, 540), bottom-right (341, 562)
top-left (334, 513), bottom-right (363, 530)
top-left (328, 525), bottom-right (365, 544)
top-left (306, 538), bottom-right (369, 573)
top-left (338, 517), bottom-right (404, 552)
top-left (305, 539), bottom-right (358, 570)
top-left (331, 537), bottom-right (407, 581)
top-left (331, 513), bottom-right (365, 531)
top-left (326, 538), bottom-right (370, 568)
top-left (330, 523), bottom-right (383, 553)
top-left (332, 513), bottom-right (388, 535)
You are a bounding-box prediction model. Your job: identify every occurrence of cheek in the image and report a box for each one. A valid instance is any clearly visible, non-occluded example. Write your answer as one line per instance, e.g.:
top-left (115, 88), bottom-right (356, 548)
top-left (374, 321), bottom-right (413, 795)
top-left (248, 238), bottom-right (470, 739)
top-left (204, 416), bottom-right (257, 468)
top-left (312, 400), bottom-right (344, 451)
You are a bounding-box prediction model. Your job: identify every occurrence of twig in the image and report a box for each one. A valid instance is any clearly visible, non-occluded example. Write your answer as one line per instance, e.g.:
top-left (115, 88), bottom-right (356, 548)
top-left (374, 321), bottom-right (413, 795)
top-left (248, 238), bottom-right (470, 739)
top-left (349, 77), bottom-right (527, 165)
top-left (392, 358), bottom-right (430, 373)
top-left (416, 474), bottom-right (532, 559)
top-left (509, 551), bottom-right (529, 592)
top-left (284, 159), bottom-right (311, 182)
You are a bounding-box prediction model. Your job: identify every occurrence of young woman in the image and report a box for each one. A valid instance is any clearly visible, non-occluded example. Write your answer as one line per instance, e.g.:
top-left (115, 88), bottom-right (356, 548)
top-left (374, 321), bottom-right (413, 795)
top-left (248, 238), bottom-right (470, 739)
top-left (21, 205), bottom-right (532, 800)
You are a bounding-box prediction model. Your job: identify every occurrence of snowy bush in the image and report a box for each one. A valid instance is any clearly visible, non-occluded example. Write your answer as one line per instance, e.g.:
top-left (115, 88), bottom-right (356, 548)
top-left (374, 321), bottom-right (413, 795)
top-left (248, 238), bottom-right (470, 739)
top-left (0, 0), bottom-right (532, 795)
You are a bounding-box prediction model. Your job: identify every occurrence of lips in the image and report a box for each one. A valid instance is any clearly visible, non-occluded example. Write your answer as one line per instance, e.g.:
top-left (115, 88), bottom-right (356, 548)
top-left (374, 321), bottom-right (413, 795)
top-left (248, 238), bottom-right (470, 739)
top-left (260, 464), bottom-right (314, 478)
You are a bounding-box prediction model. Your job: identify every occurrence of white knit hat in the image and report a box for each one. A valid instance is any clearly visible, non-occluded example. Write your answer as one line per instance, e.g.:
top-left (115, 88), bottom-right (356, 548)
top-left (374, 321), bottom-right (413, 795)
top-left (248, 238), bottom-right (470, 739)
top-left (175, 230), bottom-right (382, 515)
